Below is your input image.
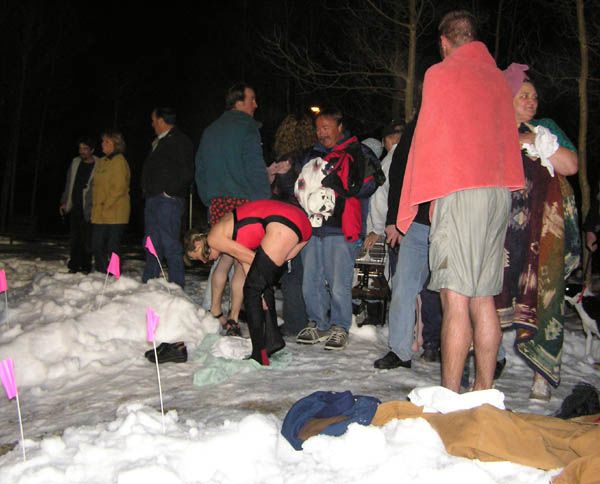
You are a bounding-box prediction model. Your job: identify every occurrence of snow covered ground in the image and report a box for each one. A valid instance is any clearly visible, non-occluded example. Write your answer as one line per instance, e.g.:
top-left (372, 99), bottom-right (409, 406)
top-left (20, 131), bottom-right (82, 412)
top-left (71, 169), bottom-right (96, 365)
top-left (0, 250), bottom-right (598, 483)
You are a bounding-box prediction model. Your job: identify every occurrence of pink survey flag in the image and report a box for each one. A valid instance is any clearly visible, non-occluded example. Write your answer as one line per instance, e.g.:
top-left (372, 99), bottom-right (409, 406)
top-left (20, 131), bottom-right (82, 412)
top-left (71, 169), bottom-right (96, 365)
top-left (0, 269), bottom-right (7, 293)
top-left (0, 358), bottom-right (17, 400)
top-left (145, 236), bottom-right (158, 258)
top-left (107, 252), bottom-right (120, 279)
top-left (146, 308), bottom-right (159, 342)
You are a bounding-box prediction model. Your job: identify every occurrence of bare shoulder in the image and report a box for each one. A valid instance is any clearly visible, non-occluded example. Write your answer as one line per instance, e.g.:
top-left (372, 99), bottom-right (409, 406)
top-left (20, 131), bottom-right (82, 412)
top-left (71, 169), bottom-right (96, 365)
top-left (209, 213), bottom-right (234, 243)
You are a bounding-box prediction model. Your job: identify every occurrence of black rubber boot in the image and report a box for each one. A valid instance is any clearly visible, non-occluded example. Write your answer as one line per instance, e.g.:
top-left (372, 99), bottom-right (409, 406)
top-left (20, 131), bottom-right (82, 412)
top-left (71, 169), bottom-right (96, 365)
top-left (243, 247), bottom-right (285, 365)
top-left (263, 286), bottom-right (285, 357)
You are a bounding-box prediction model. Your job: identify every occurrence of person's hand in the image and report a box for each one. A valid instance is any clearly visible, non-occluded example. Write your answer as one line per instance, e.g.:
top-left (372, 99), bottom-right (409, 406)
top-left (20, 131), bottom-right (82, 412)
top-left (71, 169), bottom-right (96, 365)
top-left (363, 232), bottom-right (382, 251)
top-left (59, 204), bottom-right (66, 216)
top-left (275, 160), bottom-right (291, 174)
top-left (267, 163), bottom-right (277, 176)
top-left (267, 160), bottom-right (292, 176)
top-left (586, 231), bottom-right (597, 253)
top-left (518, 131), bottom-right (536, 147)
top-left (384, 224), bottom-right (403, 247)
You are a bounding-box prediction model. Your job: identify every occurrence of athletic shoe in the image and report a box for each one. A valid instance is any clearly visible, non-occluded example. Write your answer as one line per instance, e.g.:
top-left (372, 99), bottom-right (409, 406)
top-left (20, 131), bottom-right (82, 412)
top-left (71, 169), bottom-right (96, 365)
top-left (530, 376), bottom-right (551, 401)
top-left (324, 326), bottom-right (348, 350)
top-left (374, 351), bottom-right (411, 369)
top-left (296, 322), bottom-right (331, 344)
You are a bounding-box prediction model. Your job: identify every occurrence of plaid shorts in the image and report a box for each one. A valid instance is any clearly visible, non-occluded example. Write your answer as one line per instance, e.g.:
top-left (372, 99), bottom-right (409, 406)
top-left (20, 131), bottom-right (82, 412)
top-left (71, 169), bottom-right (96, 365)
top-left (209, 196), bottom-right (249, 227)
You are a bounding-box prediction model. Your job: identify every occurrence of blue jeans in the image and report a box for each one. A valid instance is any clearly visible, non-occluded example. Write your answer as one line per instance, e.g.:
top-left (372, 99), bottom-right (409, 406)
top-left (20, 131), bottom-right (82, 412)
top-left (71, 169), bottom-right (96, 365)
top-left (388, 223), bottom-right (430, 361)
top-left (142, 194), bottom-right (185, 288)
top-left (302, 235), bottom-right (360, 333)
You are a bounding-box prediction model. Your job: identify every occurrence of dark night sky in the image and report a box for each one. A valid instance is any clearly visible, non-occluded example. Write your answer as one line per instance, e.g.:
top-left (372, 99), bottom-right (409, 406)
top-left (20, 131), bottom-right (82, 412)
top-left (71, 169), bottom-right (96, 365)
top-left (5, 1), bottom-right (289, 233)
top-left (1, 0), bottom-right (597, 234)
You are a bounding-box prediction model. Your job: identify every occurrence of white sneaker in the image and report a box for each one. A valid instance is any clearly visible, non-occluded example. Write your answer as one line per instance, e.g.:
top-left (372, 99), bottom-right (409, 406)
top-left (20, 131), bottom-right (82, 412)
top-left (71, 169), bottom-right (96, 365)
top-left (324, 326), bottom-right (348, 350)
top-left (529, 374), bottom-right (551, 401)
top-left (296, 322), bottom-right (331, 344)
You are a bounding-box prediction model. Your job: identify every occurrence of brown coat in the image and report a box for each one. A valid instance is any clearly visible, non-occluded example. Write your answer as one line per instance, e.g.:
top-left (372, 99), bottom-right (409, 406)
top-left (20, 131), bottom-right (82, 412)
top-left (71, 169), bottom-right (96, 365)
top-left (372, 401), bottom-right (600, 482)
top-left (91, 153), bottom-right (130, 224)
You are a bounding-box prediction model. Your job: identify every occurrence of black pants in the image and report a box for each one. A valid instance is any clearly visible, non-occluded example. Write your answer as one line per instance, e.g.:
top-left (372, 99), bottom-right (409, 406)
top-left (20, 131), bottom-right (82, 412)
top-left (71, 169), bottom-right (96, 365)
top-left (92, 224), bottom-right (126, 273)
top-left (243, 246), bottom-right (285, 365)
top-left (68, 210), bottom-right (92, 272)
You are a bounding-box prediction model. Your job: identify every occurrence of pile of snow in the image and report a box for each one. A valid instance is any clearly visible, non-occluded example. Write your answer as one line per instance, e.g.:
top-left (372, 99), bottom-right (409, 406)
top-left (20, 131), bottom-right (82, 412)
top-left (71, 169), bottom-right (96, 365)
top-left (0, 269), bottom-right (207, 388)
top-left (0, 255), bottom-right (597, 483)
top-left (0, 404), bottom-right (557, 484)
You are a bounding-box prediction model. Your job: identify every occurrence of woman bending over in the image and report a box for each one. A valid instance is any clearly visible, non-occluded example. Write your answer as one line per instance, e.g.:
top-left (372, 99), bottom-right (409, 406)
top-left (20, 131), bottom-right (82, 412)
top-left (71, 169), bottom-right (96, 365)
top-left (186, 199), bottom-right (311, 365)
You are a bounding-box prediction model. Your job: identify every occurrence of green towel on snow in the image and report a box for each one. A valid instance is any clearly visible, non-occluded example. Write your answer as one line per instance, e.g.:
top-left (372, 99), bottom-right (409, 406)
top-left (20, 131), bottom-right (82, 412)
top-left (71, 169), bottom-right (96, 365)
top-left (192, 334), bottom-right (291, 387)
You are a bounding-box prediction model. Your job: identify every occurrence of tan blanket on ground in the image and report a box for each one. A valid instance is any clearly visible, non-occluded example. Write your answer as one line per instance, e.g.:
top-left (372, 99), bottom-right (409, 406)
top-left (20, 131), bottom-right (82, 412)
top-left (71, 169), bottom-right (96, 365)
top-left (296, 402), bottom-right (599, 482)
top-left (371, 402), bottom-right (600, 482)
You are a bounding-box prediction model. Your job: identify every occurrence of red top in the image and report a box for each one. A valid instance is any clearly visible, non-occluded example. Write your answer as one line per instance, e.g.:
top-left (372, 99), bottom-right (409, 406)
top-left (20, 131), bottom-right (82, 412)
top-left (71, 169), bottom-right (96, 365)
top-left (233, 200), bottom-right (312, 250)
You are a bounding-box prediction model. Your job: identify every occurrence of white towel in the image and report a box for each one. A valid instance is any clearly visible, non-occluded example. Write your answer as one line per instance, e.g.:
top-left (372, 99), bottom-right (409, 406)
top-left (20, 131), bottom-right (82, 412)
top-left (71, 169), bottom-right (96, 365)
top-left (407, 386), bottom-right (506, 414)
top-left (522, 125), bottom-right (559, 177)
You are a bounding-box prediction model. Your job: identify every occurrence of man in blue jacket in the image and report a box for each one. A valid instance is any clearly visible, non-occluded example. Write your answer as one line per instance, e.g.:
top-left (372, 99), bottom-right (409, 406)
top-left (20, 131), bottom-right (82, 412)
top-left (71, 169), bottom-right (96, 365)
top-left (278, 109), bottom-right (383, 350)
top-left (195, 84), bottom-right (272, 333)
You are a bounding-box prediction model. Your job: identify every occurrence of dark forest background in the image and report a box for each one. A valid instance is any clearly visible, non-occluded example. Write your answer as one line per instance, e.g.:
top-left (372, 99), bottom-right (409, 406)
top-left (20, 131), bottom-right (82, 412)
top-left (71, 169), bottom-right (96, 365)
top-left (1, 0), bottom-right (598, 237)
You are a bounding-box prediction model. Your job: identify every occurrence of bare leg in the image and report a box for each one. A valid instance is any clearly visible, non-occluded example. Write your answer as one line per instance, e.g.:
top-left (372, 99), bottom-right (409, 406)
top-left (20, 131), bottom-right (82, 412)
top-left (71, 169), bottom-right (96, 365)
top-left (210, 254), bottom-right (235, 325)
top-left (440, 289), bottom-right (472, 392)
top-left (470, 295), bottom-right (501, 390)
top-left (229, 260), bottom-right (245, 322)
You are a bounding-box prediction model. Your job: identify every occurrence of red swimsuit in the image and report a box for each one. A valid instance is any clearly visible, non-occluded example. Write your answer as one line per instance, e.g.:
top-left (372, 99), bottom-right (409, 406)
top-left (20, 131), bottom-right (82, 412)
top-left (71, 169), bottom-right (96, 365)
top-left (232, 200), bottom-right (312, 250)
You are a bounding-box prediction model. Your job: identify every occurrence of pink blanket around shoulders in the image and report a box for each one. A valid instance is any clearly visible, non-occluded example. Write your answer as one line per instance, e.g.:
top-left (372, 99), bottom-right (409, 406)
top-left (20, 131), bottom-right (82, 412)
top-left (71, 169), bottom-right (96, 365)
top-left (397, 41), bottom-right (524, 233)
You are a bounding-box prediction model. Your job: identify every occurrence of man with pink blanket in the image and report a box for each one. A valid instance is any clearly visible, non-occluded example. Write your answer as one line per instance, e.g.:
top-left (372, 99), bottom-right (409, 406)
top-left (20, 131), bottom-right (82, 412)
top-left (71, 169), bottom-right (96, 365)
top-left (397, 11), bottom-right (524, 392)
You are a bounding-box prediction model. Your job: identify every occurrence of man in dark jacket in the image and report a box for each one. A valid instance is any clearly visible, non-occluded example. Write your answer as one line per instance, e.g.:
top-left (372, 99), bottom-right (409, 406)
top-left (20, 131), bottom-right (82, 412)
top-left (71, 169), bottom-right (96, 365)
top-left (195, 84), bottom-right (271, 211)
top-left (194, 84), bottom-right (272, 332)
top-left (141, 107), bottom-right (194, 288)
top-left (279, 109), bottom-right (383, 350)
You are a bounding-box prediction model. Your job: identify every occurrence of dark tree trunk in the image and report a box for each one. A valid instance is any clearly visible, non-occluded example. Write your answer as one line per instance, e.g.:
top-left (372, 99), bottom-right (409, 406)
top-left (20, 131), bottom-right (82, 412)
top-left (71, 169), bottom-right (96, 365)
top-left (576, 0), bottom-right (591, 285)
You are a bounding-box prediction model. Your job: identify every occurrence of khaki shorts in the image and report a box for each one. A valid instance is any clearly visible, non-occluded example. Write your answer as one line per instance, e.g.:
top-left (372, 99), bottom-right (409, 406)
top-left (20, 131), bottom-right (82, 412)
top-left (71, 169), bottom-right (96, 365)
top-left (428, 187), bottom-right (510, 297)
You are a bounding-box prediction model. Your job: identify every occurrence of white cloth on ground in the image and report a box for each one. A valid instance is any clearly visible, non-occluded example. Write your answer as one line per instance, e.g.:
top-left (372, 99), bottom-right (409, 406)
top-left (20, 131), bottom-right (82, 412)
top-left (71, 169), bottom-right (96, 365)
top-left (407, 386), bottom-right (506, 414)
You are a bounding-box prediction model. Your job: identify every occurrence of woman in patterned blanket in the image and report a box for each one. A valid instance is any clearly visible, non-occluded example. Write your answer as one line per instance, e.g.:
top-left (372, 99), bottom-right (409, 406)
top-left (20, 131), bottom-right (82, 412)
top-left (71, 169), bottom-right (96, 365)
top-left (496, 63), bottom-right (580, 400)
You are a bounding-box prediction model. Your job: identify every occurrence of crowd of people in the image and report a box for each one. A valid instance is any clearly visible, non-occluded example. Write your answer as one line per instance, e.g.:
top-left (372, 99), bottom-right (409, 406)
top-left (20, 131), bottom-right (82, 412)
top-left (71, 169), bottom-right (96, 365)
top-left (60, 10), bottom-right (591, 399)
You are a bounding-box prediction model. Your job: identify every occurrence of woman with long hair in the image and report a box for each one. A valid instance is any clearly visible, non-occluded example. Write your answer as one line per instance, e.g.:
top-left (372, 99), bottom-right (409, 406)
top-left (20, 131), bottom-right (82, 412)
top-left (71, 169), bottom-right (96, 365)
top-left (186, 199), bottom-right (311, 365)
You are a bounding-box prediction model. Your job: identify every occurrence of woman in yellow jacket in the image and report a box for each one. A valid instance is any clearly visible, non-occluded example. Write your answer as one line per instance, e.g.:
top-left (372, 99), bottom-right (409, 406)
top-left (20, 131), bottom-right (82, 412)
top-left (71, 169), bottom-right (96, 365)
top-left (91, 130), bottom-right (131, 273)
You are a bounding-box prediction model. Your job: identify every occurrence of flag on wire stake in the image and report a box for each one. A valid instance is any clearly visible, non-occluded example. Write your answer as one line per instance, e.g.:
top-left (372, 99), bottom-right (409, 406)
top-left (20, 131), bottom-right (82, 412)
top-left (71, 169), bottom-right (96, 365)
top-left (145, 237), bottom-right (171, 295)
top-left (0, 270), bottom-right (9, 327)
top-left (0, 270), bottom-right (7, 292)
top-left (98, 253), bottom-right (120, 309)
top-left (107, 253), bottom-right (121, 279)
top-left (146, 307), bottom-right (165, 433)
top-left (0, 359), bottom-right (26, 461)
